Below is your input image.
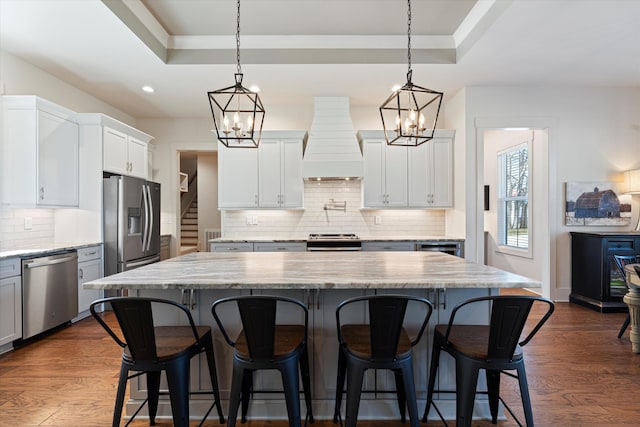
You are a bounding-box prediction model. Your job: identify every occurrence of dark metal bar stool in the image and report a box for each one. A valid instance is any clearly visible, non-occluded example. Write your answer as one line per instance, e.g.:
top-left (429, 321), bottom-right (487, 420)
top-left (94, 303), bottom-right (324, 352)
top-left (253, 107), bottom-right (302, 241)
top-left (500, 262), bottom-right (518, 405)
top-left (211, 295), bottom-right (314, 427)
top-left (90, 296), bottom-right (225, 427)
top-left (333, 294), bottom-right (433, 427)
top-left (423, 295), bottom-right (554, 427)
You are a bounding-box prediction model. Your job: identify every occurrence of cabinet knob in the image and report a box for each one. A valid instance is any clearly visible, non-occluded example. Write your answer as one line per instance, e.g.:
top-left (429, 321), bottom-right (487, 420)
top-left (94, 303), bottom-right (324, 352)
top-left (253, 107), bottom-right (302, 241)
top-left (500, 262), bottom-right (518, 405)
top-left (40, 187), bottom-right (45, 200)
top-left (79, 268), bottom-right (83, 279)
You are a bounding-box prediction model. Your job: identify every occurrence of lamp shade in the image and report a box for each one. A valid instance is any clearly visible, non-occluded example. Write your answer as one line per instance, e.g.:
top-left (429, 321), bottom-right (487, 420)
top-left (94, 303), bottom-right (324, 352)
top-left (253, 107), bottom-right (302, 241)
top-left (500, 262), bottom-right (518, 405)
top-left (625, 169), bottom-right (640, 194)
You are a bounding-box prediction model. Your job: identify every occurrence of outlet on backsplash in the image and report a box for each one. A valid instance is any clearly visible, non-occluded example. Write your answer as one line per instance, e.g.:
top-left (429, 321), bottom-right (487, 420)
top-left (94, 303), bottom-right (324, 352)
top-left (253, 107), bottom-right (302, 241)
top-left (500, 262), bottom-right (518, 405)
top-left (245, 215), bottom-right (259, 225)
top-left (24, 217), bottom-right (33, 230)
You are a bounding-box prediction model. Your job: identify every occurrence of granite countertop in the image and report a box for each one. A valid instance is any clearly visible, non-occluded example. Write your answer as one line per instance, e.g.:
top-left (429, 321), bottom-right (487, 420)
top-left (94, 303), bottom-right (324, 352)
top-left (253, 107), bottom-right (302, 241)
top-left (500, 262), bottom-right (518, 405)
top-left (0, 242), bottom-right (102, 260)
top-left (209, 235), bottom-right (464, 243)
top-left (85, 251), bottom-right (539, 291)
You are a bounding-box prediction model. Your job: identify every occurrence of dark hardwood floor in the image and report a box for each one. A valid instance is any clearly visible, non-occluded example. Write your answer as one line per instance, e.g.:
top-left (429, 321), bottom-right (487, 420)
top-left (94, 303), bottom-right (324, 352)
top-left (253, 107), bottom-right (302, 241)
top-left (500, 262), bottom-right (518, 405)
top-left (1, 296), bottom-right (639, 426)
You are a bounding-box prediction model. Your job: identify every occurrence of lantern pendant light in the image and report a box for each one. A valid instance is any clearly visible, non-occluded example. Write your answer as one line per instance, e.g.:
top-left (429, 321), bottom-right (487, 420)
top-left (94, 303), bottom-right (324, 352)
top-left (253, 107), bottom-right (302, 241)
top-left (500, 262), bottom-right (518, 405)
top-left (379, 0), bottom-right (443, 147)
top-left (207, 0), bottom-right (265, 148)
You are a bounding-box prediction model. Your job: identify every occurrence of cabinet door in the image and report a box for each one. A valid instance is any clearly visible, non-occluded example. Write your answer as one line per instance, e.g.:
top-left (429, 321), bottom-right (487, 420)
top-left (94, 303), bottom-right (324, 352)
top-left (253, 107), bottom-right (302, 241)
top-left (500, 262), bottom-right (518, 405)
top-left (362, 139), bottom-right (387, 207)
top-left (280, 140), bottom-right (304, 208)
top-left (77, 258), bottom-right (103, 316)
top-left (218, 141), bottom-right (259, 208)
top-left (103, 127), bottom-right (128, 175)
top-left (429, 137), bottom-right (453, 207)
top-left (37, 110), bottom-right (79, 206)
top-left (408, 138), bottom-right (453, 208)
top-left (127, 136), bottom-right (148, 178)
top-left (0, 275), bottom-right (22, 346)
top-left (258, 139), bottom-right (282, 207)
top-left (384, 144), bottom-right (408, 207)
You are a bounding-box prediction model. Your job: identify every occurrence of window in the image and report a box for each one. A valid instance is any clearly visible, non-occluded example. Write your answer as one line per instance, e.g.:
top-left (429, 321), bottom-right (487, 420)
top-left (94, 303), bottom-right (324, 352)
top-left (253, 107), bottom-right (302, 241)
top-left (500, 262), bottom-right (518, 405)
top-left (497, 142), bottom-right (530, 254)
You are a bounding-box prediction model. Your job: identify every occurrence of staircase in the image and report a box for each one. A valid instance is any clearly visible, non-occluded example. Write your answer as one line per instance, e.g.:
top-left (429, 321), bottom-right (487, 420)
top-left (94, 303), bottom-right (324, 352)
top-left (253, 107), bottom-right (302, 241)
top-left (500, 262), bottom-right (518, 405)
top-left (180, 198), bottom-right (198, 254)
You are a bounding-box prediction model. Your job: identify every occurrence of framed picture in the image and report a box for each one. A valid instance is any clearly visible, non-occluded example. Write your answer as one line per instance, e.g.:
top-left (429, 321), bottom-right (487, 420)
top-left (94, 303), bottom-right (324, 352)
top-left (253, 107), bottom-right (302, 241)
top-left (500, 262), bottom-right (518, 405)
top-left (565, 182), bottom-right (631, 226)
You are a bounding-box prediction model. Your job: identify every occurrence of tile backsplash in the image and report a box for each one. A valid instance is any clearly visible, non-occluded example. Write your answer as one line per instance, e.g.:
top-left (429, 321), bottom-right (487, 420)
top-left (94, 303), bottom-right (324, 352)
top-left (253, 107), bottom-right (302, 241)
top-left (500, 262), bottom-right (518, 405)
top-left (222, 181), bottom-right (446, 238)
top-left (0, 207), bottom-right (55, 250)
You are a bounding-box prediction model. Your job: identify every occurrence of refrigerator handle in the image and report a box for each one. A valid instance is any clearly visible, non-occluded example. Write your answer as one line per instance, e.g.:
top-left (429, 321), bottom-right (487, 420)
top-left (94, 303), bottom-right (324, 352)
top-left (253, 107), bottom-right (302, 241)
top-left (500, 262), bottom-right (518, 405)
top-left (142, 184), bottom-right (150, 252)
top-left (146, 184), bottom-right (154, 252)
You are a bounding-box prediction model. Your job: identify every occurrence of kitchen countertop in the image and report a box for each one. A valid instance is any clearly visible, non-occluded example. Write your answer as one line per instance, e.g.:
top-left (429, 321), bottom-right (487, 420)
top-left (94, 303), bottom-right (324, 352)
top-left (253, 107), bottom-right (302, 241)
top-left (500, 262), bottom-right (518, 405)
top-left (0, 242), bottom-right (102, 260)
top-left (85, 250), bottom-right (539, 290)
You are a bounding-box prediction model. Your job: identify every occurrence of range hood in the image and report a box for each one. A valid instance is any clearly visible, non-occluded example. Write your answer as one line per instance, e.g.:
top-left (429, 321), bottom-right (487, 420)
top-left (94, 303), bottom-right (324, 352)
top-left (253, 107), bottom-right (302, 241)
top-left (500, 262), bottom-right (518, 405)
top-left (302, 97), bottom-right (363, 180)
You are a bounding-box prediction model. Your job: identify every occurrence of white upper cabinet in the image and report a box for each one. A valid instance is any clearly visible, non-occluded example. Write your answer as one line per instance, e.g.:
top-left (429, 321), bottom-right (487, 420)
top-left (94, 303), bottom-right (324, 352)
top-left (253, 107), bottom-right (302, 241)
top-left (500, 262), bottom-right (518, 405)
top-left (78, 114), bottom-right (152, 180)
top-left (408, 131), bottom-right (455, 208)
top-left (218, 131), bottom-right (305, 209)
top-left (259, 138), bottom-right (304, 208)
top-left (361, 135), bottom-right (408, 208)
top-left (218, 140), bottom-right (259, 208)
top-left (103, 126), bottom-right (148, 178)
top-left (360, 130), bottom-right (454, 209)
top-left (1, 96), bottom-right (79, 207)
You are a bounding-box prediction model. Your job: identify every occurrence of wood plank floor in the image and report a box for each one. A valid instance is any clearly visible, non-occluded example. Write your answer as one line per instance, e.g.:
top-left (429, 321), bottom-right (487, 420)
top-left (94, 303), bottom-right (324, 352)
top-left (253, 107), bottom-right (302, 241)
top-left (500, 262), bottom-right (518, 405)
top-left (1, 297), bottom-right (640, 426)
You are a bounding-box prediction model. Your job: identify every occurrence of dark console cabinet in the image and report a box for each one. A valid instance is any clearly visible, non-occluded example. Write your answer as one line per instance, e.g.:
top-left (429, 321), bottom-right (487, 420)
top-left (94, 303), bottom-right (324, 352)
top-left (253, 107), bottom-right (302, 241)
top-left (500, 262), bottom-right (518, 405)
top-left (570, 232), bottom-right (640, 312)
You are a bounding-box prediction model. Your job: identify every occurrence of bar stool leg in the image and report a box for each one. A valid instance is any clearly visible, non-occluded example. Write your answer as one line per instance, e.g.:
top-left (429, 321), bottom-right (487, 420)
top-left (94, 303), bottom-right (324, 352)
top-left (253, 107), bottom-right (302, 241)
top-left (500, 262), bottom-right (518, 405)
top-left (333, 347), bottom-right (346, 423)
top-left (344, 363), bottom-right (366, 427)
top-left (113, 365), bottom-right (129, 427)
top-left (227, 363), bottom-right (245, 427)
top-left (165, 359), bottom-right (191, 427)
top-left (486, 370), bottom-right (501, 423)
top-left (300, 345), bottom-right (314, 423)
top-left (280, 360), bottom-right (302, 427)
top-left (146, 371), bottom-right (161, 425)
top-left (455, 358), bottom-right (479, 427)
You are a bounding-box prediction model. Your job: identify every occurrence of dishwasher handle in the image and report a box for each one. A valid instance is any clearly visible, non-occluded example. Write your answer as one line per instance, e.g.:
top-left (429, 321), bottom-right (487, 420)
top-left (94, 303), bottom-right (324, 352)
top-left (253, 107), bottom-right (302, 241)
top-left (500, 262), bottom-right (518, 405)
top-left (23, 254), bottom-right (78, 269)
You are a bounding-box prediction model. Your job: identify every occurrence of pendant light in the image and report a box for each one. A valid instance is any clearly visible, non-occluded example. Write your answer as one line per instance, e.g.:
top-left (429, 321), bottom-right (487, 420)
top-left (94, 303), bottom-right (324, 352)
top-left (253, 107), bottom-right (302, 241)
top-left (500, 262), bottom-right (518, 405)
top-left (379, 0), bottom-right (443, 147)
top-left (207, 0), bottom-right (265, 148)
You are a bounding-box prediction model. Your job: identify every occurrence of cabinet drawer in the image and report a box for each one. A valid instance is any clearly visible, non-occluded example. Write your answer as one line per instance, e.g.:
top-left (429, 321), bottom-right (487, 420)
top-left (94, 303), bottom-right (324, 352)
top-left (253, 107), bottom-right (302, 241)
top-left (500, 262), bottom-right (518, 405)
top-left (607, 240), bottom-right (634, 250)
top-left (77, 245), bottom-right (102, 263)
top-left (210, 243), bottom-right (254, 252)
top-left (0, 258), bottom-right (21, 280)
top-left (254, 242), bottom-right (306, 252)
top-left (361, 242), bottom-right (415, 251)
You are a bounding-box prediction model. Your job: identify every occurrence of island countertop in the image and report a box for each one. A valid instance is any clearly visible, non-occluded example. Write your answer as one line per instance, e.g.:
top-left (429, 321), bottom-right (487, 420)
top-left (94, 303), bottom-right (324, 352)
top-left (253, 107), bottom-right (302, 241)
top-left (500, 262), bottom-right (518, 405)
top-left (85, 251), bottom-right (540, 290)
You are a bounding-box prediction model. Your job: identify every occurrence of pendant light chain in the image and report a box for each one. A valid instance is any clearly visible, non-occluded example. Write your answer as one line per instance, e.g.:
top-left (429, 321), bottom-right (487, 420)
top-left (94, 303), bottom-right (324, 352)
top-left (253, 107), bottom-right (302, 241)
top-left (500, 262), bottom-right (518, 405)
top-left (236, 0), bottom-right (242, 75)
top-left (407, 0), bottom-right (412, 78)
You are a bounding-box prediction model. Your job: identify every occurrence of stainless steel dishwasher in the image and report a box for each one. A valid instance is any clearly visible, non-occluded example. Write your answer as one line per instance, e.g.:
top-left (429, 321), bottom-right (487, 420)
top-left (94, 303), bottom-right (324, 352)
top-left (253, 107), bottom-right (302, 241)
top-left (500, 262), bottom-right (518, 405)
top-left (21, 250), bottom-right (78, 339)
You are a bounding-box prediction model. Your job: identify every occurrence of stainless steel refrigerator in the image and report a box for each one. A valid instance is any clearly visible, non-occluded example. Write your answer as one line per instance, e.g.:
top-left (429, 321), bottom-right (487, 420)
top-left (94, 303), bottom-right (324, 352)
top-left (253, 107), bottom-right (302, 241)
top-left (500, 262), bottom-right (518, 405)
top-left (103, 175), bottom-right (161, 277)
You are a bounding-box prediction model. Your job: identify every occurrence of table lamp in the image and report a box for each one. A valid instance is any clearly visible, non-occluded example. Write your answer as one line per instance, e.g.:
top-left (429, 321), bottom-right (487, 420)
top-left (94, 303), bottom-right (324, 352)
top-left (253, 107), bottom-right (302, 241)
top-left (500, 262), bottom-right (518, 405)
top-left (624, 169), bottom-right (640, 231)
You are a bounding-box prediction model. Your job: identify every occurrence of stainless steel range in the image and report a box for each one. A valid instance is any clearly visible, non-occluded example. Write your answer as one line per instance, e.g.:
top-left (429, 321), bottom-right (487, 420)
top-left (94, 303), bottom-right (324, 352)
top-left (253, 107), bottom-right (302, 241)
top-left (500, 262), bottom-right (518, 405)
top-left (306, 233), bottom-right (362, 251)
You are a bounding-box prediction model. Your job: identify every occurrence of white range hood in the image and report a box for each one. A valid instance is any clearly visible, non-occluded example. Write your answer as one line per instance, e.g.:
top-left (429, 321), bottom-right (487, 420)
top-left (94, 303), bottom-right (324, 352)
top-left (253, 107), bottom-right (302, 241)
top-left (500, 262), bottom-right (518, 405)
top-left (302, 97), bottom-right (363, 180)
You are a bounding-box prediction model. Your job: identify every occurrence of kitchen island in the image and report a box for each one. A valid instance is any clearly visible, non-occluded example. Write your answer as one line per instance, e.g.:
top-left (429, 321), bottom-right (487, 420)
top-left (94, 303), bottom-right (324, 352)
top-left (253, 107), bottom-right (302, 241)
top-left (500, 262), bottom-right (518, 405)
top-left (86, 251), bottom-right (540, 422)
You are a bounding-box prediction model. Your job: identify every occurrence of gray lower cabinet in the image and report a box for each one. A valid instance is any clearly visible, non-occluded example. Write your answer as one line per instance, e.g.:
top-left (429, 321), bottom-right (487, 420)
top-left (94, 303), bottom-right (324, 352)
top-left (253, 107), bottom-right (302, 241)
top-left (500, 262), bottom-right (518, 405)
top-left (76, 245), bottom-right (103, 320)
top-left (0, 257), bottom-right (22, 350)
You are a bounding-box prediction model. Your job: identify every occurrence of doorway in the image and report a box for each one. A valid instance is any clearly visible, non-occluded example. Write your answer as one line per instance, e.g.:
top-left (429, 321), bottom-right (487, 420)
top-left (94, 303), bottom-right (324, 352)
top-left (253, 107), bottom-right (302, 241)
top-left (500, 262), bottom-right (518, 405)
top-left (178, 151), bottom-right (220, 254)
top-left (477, 122), bottom-right (553, 299)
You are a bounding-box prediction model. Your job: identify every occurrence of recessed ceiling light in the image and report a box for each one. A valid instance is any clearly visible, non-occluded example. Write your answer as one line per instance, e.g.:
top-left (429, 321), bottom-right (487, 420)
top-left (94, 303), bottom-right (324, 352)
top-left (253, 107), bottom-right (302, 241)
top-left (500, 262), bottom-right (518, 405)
top-left (142, 85), bottom-right (155, 93)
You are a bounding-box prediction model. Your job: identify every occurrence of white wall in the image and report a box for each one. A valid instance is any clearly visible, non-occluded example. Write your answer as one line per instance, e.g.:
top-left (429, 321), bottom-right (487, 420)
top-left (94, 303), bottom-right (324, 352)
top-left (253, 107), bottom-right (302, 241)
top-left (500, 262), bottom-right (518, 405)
top-left (197, 153), bottom-right (220, 250)
top-left (464, 86), bottom-right (640, 301)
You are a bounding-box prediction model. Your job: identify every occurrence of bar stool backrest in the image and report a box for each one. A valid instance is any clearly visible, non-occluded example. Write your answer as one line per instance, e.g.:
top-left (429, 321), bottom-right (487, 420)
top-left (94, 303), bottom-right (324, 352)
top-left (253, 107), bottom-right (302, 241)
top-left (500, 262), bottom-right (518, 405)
top-left (368, 297), bottom-right (408, 360)
top-left (237, 298), bottom-right (277, 360)
top-left (613, 254), bottom-right (640, 288)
